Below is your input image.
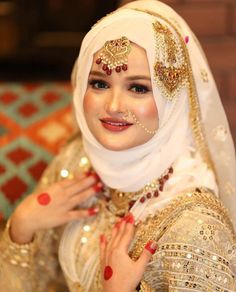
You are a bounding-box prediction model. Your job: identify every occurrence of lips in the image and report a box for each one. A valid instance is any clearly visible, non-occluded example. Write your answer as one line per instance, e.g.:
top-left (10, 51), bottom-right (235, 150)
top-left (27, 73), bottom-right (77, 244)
top-left (100, 118), bottom-right (133, 132)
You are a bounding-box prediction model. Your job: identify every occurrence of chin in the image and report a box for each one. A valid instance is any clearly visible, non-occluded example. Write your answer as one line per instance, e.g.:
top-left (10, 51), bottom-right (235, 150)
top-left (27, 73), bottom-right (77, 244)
top-left (98, 137), bottom-right (133, 151)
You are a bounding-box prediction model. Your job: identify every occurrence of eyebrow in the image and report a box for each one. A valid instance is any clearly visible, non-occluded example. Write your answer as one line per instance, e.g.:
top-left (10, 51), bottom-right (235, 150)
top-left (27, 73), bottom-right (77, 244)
top-left (89, 70), bottom-right (151, 81)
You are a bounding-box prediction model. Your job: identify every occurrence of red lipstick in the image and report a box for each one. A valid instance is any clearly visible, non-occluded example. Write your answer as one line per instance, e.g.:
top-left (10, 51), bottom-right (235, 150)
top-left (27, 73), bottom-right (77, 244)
top-left (100, 118), bottom-right (133, 132)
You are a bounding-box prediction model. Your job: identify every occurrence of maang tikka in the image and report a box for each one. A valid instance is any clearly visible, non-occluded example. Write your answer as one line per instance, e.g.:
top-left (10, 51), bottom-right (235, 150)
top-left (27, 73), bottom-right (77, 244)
top-left (96, 36), bottom-right (131, 75)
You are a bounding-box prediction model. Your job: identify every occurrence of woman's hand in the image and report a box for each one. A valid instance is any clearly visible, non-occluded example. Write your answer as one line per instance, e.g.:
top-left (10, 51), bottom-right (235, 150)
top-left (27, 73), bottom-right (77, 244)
top-left (100, 213), bottom-right (158, 292)
top-left (10, 172), bottom-right (102, 244)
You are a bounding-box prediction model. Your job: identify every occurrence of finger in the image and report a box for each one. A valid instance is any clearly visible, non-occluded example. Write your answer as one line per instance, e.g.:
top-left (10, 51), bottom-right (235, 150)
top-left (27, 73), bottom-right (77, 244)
top-left (99, 234), bottom-right (107, 265)
top-left (118, 213), bottom-right (135, 251)
top-left (67, 207), bottom-right (99, 221)
top-left (108, 217), bottom-right (126, 250)
top-left (137, 241), bottom-right (158, 272)
top-left (64, 175), bottom-right (100, 196)
top-left (68, 183), bottom-right (103, 208)
top-left (105, 221), bottom-right (120, 257)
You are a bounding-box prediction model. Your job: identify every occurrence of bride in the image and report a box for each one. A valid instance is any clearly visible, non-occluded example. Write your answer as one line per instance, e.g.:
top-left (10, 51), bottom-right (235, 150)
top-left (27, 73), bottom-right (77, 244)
top-left (1, 1), bottom-right (236, 291)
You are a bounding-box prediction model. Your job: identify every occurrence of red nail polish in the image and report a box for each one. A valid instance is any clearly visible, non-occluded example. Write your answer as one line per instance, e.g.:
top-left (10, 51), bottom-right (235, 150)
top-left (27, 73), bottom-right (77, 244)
top-left (126, 213), bottom-right (134, 224)
top-left (114, 220), bottom-right (122, 229)
top-left (100, 234), bottom-right (106, 244)
top-left (88, 207), bottom-right (99, 216)
top-left (91, 172), bottom-right (100, 181)
top-left (85, 170), bottom-right (92, 177)
top-left (93, 182), bottom-right (103, 192)
top-left (145, 241), bottom-right (158, 255)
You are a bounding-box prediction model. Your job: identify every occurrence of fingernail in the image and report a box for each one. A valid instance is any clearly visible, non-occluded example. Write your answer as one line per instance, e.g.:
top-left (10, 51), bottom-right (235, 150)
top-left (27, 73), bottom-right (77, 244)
top-left (91, 172), bottom-right (100, 181)
top-left (85, 170), bottom-right (92, 177)
top-left (100, 234), bottom-right (106, 244)
top-left (145, 241), bottom-right (158, 254)
top-left (114, 220), bottom-right (122, 229)
top-left (88, 207), bottom-right (99, 216)
top-left (124, 213), bottom-right (134, 224)
top-left (93, 182), bottom-right (103, 192)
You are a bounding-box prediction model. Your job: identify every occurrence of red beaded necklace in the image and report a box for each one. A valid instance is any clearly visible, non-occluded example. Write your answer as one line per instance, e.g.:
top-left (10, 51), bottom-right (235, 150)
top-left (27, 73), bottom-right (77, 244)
top-left (104, 166), bottom-right (174, 217)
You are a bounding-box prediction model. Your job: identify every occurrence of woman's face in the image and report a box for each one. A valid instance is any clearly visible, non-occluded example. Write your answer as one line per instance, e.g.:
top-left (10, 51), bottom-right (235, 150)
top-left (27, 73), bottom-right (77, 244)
top-left (83, 43), bottom-right (158, 151)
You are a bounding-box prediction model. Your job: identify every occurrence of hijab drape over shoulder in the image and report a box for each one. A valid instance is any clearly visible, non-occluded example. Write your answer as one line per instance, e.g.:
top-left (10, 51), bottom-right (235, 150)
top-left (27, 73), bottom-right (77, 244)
top-left (72, 0), bottom-right (236, 231)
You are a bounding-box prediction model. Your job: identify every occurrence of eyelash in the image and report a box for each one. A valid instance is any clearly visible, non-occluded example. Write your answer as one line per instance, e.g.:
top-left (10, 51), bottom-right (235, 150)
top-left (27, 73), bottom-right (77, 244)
top-left (89, 79), bottom-right (109, 89)
top-left (129, 83), bottom-right (150, 94)
top-left (88, 79), bottom-right (150, 94)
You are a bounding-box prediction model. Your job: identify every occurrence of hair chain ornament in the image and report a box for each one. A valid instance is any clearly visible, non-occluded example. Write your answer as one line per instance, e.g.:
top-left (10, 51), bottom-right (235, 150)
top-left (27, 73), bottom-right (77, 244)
top-left (123, 110), bottom-right (157, 135)
top-left (131, 8), bottom-right (215, 176)
top-left (96, 36), bottom-right (131, 75)
top-left (153, 21), bottom-right (188, 101)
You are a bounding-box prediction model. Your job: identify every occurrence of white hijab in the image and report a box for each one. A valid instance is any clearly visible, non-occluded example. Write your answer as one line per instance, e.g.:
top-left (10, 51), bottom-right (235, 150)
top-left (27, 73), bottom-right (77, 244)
top-left (73, 0), bottom-right (236, 230)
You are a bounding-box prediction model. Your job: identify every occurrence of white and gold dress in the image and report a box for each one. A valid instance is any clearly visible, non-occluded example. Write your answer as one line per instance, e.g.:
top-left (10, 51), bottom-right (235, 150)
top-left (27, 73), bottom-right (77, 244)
top-left (0, 136), bottom-right (235, 292)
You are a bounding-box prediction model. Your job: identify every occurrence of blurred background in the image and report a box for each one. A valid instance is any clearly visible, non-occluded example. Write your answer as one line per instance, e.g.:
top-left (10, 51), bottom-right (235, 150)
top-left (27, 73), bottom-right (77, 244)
top-left (0, 0), bottom-right (236, 220)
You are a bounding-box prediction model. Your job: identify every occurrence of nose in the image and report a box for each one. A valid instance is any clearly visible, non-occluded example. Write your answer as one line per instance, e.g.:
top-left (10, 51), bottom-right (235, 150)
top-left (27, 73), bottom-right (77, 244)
top-left (105, 88), bottom-right (124, 115)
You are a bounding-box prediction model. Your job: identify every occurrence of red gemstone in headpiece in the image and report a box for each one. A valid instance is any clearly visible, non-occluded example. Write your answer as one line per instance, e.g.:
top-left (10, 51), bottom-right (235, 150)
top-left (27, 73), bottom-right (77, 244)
top-left (102, 64), bottom-right (108, 71)
top-left (96, 58), bottom-right (102, 64)
top-left (122, 64), bottom-right (128, 71)
top-left (115, 66), bottom-right (121, 73)
top-left (106, 68), bottom-right (112, 75)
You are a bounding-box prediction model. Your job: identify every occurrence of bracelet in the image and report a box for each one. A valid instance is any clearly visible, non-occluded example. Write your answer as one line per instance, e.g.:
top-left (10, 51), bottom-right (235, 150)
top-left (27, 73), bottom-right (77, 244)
top-left (135, 280), bottom-right (155, 292)
top-left (0, 220), bottom-right (38, 268)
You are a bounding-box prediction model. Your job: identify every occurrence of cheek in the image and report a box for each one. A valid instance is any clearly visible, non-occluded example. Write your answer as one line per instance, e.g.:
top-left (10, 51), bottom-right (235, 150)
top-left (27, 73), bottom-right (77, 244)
top-left (83, 91), bottom-right (102, 120)
top-left (134, 99), bottom-right (158, 121)
top-left (83, 92), bottom-right (94, 114)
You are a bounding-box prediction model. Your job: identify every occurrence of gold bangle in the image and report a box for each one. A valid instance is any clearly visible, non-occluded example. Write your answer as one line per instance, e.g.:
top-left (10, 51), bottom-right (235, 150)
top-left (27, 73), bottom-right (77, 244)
top-left (0, 220), bottom-right (38, 268)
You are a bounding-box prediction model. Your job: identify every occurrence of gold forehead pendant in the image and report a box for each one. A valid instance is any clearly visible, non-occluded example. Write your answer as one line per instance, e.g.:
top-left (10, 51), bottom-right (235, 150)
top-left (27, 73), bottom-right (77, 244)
top-left (95, 36), bottom-right (131, 75)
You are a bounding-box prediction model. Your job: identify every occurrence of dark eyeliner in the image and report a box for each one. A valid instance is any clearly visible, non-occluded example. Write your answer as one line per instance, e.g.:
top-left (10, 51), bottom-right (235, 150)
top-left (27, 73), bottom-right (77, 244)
top-left (129, 83), bottom-right (150, 94)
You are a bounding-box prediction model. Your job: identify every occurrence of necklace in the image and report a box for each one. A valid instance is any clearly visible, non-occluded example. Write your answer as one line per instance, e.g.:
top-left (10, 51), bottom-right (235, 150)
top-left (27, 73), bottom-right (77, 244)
top-left (104, 166), bottom-right (173, 216)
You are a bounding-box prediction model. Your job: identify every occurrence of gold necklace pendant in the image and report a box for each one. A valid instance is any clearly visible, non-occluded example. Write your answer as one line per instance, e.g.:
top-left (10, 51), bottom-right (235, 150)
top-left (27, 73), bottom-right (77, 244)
top-left (105, 167), bottom-right (174, 216)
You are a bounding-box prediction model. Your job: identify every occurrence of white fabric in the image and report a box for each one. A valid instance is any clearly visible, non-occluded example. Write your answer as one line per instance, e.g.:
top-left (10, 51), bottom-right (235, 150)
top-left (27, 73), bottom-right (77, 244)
top-left (72, 0), bottom-right (236, 230)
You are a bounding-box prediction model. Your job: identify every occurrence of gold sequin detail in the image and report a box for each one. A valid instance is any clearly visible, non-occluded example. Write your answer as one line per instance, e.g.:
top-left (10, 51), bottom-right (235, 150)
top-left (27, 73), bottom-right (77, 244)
top-left (129, 187), bottom-right (235, 261)
top-left (201, 68), bottom-right (209, 83)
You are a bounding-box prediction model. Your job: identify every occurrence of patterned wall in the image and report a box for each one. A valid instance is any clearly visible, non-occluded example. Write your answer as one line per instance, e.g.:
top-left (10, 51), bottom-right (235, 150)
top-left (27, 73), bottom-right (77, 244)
top-left (0, 82), bottom-right (75, 219)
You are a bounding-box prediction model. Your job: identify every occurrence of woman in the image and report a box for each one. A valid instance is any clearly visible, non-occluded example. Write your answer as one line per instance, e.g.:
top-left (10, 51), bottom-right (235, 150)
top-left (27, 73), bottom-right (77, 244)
top-left (1, 1), bottom-right (236, 291)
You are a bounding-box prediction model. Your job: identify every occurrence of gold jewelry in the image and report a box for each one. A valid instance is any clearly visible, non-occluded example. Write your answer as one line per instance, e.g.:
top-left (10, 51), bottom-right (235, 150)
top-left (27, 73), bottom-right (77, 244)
top-left (96, 36), bottom-right (131, 75)
top-left (153, 21), bottom-right (188, 101)
top-left (123, 110), bottom-right (157, 135)
top-left (105, 167), bottom-right (173, 216)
